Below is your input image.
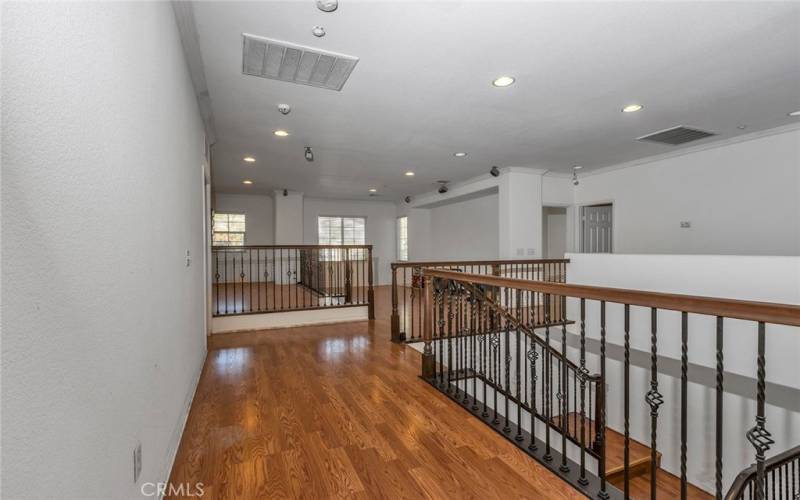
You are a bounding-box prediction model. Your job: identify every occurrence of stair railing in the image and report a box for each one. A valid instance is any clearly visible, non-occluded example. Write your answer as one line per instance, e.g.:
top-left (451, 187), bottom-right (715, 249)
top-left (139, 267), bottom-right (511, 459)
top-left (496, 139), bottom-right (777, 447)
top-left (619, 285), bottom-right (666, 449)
top-left (390, 258), bottom-right (569, 342)
top-left (419, 268), bottom-right (800, 500)
top-left (725, 445), bottom-right (800, 500)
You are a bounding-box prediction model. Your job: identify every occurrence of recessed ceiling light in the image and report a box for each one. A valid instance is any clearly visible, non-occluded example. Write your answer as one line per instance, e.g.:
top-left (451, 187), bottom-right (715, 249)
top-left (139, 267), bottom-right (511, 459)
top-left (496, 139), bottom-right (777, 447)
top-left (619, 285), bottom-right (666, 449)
top-left (573, 165), bottom-right (582, 170)
top-left (368, 188), bottom-right (377, 193)
top-left (243, 156), bottom-right (256, 163)
top-left (273, 130), bottom-right (289, 137)
top-left (242, 180), bottom-right (253, 185)
top-left (492, 76), bottom-right (515, 87)
top-left (788, 110), bottom-right (800, 117)
top-left (622, 104), bottom-right (643, 113)
top-left (453, 152), bottom-right (468, 157)
top-left (405, 171), bottom-right (415, 177)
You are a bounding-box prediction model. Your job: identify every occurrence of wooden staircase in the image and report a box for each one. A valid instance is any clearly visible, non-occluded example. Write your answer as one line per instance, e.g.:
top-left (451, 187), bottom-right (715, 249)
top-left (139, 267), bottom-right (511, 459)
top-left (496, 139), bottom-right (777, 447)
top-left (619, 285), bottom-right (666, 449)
top-left (552, 413), bottom-right (712, 500)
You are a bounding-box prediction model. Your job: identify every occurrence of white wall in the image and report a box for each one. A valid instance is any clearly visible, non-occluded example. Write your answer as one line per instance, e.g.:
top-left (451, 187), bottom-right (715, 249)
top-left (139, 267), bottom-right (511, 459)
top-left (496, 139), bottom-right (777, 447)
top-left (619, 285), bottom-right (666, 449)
top-left (566, 254), bottom-right (800, 494)
top-left (2, 3), bottom-right (207, 498)
top-left (302, 197), bottom-right (396, 285)
top-left (429, 194), bottom-right (499, 260)
top-left (574, 128), bottom-right (800, 256)
top-left (215, 193), bottom-right (274, 245)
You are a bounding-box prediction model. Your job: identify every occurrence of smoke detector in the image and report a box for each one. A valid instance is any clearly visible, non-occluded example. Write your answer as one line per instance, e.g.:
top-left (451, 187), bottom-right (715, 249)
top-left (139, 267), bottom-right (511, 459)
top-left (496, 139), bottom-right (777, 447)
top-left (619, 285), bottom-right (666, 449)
top-left (277, 104), bottom-right (291, 115)
top-left (312, 26), bottom-right (326, 37)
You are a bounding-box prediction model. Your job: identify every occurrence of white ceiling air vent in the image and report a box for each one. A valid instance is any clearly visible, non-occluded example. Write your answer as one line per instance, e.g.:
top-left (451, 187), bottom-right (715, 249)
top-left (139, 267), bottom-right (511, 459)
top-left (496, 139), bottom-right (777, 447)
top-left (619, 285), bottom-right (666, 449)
top-left (242, 34), bottom-right (359, 91)
top-left (637, 126), bottom-right (716, 146)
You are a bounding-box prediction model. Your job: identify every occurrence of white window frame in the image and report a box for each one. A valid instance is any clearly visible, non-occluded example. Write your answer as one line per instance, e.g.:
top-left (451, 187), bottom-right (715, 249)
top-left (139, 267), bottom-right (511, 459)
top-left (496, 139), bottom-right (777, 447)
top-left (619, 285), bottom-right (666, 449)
top-left (317, 215), bottom-right (367, 260)
top-left (397, 216), bottom-right (408, 261)
top-left (212, 212), bottom-right (246, 246)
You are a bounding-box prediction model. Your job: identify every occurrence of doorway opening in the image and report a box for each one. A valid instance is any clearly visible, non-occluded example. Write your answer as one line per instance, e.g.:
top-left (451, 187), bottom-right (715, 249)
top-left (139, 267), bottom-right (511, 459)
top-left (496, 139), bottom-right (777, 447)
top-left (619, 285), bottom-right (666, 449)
top-left (542, 206), bottom-right (567, 259)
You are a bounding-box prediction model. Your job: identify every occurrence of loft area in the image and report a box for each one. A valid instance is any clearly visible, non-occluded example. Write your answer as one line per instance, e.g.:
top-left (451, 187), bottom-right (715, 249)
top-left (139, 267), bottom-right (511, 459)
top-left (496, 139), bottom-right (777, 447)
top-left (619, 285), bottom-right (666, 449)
top-left (2, 2), bottom-right (799, 500)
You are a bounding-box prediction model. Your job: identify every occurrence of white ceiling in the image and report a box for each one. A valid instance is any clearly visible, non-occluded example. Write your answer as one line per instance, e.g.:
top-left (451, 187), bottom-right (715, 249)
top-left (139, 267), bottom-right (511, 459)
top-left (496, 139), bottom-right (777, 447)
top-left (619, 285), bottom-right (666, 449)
top-left (192, 1), bottom-right (800, 200)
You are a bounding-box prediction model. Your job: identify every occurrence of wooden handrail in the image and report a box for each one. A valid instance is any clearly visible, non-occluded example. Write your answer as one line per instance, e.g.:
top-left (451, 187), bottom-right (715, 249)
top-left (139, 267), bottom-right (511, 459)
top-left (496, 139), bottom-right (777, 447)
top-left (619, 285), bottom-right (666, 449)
top-left (725, 444), bottom-right (800, 500)
top-left (422, 269), bottom-right (800, 327)
top-left (392, 258), bottom-right (569, 268)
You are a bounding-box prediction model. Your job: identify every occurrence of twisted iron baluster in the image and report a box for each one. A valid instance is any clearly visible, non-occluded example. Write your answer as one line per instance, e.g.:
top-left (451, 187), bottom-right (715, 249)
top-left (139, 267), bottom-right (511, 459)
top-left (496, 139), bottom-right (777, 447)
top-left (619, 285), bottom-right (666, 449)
top-left (747, 322), bottom-right (773, 500)
top-left (644, 308), bottom-right (663, 500)
top-left (578, 298), bottom-right (589, 486)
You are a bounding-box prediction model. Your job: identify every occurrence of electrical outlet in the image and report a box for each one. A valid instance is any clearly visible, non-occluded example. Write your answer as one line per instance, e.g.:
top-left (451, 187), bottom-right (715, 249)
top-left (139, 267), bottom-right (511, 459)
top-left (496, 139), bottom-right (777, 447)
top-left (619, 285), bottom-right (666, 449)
top-left (133, 442), bottom-right (142, 483)
top-left (185, 249), bottom-right (191, 267)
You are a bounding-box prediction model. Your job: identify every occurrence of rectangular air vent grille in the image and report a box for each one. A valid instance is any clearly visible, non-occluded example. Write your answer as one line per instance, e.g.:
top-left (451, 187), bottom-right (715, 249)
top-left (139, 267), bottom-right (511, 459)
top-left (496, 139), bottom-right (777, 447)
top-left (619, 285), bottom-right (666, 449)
top-left (637, 126), bottom-right (716, 145)
top-left (242, 34), bottom-right (359, 91)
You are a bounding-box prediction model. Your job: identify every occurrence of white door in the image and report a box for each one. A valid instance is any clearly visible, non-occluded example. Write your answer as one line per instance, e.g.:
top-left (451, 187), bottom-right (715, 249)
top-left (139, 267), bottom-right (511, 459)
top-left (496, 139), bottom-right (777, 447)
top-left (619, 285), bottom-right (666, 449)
top-left (581, 204), bottom-right (613, 253)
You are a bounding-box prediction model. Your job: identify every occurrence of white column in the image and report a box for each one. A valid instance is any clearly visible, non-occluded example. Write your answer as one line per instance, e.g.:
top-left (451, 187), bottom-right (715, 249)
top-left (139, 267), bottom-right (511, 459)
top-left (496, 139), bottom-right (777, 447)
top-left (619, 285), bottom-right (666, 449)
top-left (273, 190), bottom-right (304, 244)
top-left (498, 168), bottom-right (546, 259)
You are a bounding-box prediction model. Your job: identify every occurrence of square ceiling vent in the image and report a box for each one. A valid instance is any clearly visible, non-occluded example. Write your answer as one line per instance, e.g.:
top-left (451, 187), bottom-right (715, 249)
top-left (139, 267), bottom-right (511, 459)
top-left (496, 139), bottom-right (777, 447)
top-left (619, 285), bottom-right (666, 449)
top-left (637, 126), bottom-right (716, 146)
top-left (242, 34), bottom-right (359, 91)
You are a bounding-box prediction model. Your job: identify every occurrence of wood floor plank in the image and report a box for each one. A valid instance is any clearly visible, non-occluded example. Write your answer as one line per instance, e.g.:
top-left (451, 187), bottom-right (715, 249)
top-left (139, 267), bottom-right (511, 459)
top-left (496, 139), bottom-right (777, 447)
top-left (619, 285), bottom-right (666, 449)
top-left (168, 285), bottom-right (708, 499)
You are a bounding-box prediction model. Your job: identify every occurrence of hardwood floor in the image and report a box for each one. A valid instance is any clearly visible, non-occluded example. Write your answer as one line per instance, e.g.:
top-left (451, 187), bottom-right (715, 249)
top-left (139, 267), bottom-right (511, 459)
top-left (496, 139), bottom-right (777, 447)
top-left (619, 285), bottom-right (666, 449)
top-left (169, 285), bottom-right (712, 499)
top-left (169, 286), bottom-right (583, 499)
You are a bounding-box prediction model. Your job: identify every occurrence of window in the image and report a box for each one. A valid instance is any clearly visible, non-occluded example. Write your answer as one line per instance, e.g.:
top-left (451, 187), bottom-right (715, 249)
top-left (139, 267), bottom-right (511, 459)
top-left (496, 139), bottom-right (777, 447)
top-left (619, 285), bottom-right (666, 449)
top-left (397, 216), bottom-right (408, 261)
top-left (213, 212), bottom-right (246, 246)
top-left (318, 216), bottom-right (366, 259)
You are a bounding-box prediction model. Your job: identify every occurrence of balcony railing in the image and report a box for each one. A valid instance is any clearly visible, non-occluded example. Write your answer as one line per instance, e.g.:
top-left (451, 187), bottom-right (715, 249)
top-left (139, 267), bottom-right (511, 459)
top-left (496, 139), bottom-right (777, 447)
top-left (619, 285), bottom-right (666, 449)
top-left (212, 245), bottom-right (374, 318)
top-left (390, 258), bottom-right (569, 343)
top-left (418, 268), bottom-right (800, 500)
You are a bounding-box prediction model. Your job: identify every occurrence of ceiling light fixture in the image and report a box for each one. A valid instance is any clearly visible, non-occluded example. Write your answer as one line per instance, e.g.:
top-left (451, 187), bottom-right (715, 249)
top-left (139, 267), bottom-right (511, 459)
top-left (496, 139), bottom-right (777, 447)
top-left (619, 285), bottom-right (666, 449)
top-left (274, 130), bottom-right (289, 137)
top-left (453, 152), bottom-right (468, 158)
top-left (368, 188), bottom-right (377, 193)
top-left (405, 171), bottom-right (415, 177)
top-left (304, 147), bottom-right (314, 162)
top-left (277, 104), bottom-right (291, 115)
top-left (437, 181), bottom-right (449, 194)
top-left (243, 156), bottom-right (256, 163)
top-left (622, 104), bottom-right (644, 113)
top-left (788, 110), bottom-right (800, 117)
top-left (312, 26), bottom-right (326, 37)
top-left (242, 180), bottom-right (254, 185)
top-left (492, 76), bottom-right (515, 87)
top-left (316, 0), bottom-right (338, 12)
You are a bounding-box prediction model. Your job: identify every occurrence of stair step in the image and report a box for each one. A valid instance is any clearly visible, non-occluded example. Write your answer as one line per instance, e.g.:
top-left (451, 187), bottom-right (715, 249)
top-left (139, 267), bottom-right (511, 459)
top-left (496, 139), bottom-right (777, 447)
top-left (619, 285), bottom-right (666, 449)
top-left (551, 412), bottom-right (661, 481)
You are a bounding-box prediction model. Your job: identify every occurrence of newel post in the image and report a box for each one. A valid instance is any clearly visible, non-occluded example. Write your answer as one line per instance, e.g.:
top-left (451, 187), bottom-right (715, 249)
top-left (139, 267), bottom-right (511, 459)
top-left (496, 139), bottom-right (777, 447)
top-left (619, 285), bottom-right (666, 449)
top-left (390, 264), bottom-right (401, 342)
top-left (421, 274), bottom-right (435, 379)
top-left (367, 245), bottom-right (375, 320)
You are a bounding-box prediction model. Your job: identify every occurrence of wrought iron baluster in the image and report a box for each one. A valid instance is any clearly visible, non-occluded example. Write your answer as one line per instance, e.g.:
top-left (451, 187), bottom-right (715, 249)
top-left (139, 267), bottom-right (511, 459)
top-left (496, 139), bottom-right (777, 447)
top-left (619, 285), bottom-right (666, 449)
top-left (543, 293), bottom-right (552, 462)
top-left (560, 295), bottom-right (569, 473)
top-left (645, 307), bottom-right (663, 500)
top-left (503, 290), bottom-right (511, 434)
top-left (528, 334), bottom-right (538, 452)
top-left (598, 300), bottom-right (609, 499)
top-left (747, 322), bottom-right (773, 500)
top-left (716, 316), bottom-right (724, 500)
top-left (681, 311), bottom-right (688, 500)
top-left (579, 298), bottom-right (589, 486)
top-left (515, 289), bottom-right (523, 441)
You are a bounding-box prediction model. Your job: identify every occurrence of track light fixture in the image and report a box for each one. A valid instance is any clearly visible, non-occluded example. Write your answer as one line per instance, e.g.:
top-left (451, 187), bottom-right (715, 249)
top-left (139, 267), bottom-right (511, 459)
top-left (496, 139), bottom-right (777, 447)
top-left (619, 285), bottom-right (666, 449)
top-left (283, 189), bottom-right (288, 196)
top-left (304, 147), bottom-right (314, 162)
top-left (572, 165), bottom-right (582, 186)
top-left (490, 166), bottom-right (500, 177)
top-left (437, 180), bottom-right (449, 194)
top-left (404, 196), bottom-right (412, 204)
